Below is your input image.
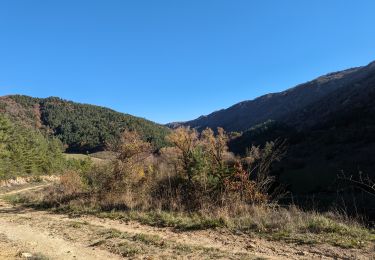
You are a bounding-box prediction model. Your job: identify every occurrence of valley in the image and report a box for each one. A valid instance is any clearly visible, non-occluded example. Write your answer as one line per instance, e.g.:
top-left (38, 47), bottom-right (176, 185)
top-left (1, 62), bottom-right (375, 260)
top-left (2, 2), bottom-right (375, 259)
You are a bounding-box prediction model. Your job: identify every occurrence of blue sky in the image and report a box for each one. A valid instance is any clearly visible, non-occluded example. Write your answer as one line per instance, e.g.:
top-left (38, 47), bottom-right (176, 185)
top-left (1, 1), bottom-right (375, 123)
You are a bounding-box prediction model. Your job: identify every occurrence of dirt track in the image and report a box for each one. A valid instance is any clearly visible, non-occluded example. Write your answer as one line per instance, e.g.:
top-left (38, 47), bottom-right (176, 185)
top-left (0, 185), bottom-right (373, 259)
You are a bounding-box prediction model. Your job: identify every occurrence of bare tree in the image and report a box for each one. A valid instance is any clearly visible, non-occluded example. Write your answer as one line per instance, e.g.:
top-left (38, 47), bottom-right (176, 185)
top-left (338, 171), bottom-right (375, 197)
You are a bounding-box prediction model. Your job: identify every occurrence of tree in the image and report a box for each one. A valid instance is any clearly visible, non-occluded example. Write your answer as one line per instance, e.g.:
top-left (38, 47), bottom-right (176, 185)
top-left (201, 127), bottom-right (229, 184)
top-left (0, 115), bottom-right (12, 178)
top-left (1, 114), bottom-right (66, 179)
top-left (0, 115), bottom-right (11, 158)
top-left (338, 171), bottom-right (375, 197)
top-left (116, 130), bottom-right (153, 164)
top-left (99, 130), bottom-right (153, 194)
top-left (244, 140), bottom-right (286, 198)
top-left (166, 127), bottom-right (200, 182)
top-left (224, 161), bottom-right (268, 204)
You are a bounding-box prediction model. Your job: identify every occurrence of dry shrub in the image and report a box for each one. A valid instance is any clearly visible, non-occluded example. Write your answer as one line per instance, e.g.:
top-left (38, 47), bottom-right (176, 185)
top-left (38, 170), bottom-right (87, 208)
top-left (44, 127), bottom-right (286, 215)
top-left (150, 173), bottom-right (211, 212)
top-left (223, 162), bottom-right (268, 204)
top-left (59, 170), bottom-right (86, 196)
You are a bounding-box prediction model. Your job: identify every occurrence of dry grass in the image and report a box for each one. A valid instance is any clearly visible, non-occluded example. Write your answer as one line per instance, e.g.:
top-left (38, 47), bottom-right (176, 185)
top-left (64, 153), bottom-right (106, 165)
top-left (9, 187), bottom-right (374, 249)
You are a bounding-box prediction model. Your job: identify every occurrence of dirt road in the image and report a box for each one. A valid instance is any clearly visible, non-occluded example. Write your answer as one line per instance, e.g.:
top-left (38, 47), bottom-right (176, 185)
top-left (0, 185), bottom-right (373, 259)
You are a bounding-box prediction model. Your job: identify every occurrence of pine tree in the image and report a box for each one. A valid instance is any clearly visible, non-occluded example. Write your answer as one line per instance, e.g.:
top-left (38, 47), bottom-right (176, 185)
top-left (0, 115), bottom-right (13, 178)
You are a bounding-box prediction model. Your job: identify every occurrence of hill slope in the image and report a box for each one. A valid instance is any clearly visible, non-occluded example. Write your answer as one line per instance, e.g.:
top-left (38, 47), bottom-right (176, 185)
top-left (0, 95), bottom-right (170, 153)
top-left (181, 61), bottom-right (375, 132)
top-left (227, 61), bottom-right (375, 216)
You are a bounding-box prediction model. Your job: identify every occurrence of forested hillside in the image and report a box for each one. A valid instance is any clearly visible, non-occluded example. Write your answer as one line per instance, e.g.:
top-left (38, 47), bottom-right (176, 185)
top-left (226, 63), bottom-right (375, 216)
top-left (0, 114), bottom-right (66, 179)
top-left (229, 61), bottom-right (375, 186)
top-left (0, 95), bottom-right (170, 153)
top-left (181, 61), bottom-right (375, 132)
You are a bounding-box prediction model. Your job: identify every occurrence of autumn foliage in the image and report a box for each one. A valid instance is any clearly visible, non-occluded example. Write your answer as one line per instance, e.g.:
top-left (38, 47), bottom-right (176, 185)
top-left (53, 127), bottom-right (285, 212)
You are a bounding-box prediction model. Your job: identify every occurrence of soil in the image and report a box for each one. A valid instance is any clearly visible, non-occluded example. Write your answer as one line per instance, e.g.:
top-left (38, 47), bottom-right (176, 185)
top-left (0, 185), bottom-right (373, 260)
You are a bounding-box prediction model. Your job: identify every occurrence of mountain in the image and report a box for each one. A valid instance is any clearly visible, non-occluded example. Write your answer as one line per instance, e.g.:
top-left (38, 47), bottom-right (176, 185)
top-left (284, 61), bottom-right (375, 130)
top-left (0, 95), bottom-right (170, 153)
top-left (226, 61), bottom-right (375, 203)
top-left (181, 61), bottom-right (375, 132)
top-left (177, 60), bottom-right (375, 214)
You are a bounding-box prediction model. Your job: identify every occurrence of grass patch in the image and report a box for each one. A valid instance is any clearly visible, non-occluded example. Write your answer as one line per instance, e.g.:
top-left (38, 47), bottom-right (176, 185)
top-left (113, 210), bottom-right (226, 231)
top-left (68, 221), bottom-right (89, 229)
top-left (173, 244), bottom-right (194, 254)
top-left (91, 225), bottom-right (250, 259)
top-left (9, 190), bottom-right (375, 250)
top-left (98, 208), bottom-right (375, 249)
top-left (98, 228), bottom-right (129, 239)
top-left (2, 193), bottom-right (32, 205)
top-left (116, 241), bottom-right (143, 257)
top-left (132, 233), bottom-right (165, 247)
top-left (30, 253), bottom-right (50, 260)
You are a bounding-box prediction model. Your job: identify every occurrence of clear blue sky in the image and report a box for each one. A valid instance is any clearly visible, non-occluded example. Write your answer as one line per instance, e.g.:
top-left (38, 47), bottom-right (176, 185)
top-left (1, 1), bottom-right (375, 123)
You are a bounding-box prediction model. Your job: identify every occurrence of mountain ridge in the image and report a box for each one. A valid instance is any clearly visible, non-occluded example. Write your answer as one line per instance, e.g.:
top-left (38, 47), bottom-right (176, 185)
top-left (178, 62), bottom-right (374, 132)
top-left (0, 95), bottom-right (170, 153)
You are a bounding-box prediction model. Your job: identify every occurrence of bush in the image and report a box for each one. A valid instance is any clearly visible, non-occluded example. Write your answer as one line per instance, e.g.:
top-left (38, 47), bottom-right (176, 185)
top-left (42, 127), bottom-right (285, 214)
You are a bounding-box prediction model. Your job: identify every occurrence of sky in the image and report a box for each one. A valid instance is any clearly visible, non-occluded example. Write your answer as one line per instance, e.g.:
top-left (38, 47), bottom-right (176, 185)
top-left (1, 1), bottom-right (375, 124)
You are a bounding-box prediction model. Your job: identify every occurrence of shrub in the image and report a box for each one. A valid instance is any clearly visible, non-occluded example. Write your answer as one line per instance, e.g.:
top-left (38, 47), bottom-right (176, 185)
top-left (44, 127), bottom-right (285, 214)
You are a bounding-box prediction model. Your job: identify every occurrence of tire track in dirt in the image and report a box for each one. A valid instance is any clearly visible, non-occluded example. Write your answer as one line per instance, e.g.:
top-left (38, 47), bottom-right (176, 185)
top-left (0, 184), bottom-right (121, 260)
top-left (0, 184), bottom-right (373, 260)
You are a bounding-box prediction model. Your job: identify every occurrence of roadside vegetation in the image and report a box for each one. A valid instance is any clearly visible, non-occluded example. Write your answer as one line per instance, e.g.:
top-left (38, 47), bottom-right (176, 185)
top-left (9, 126), bottom-right (374, 249)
